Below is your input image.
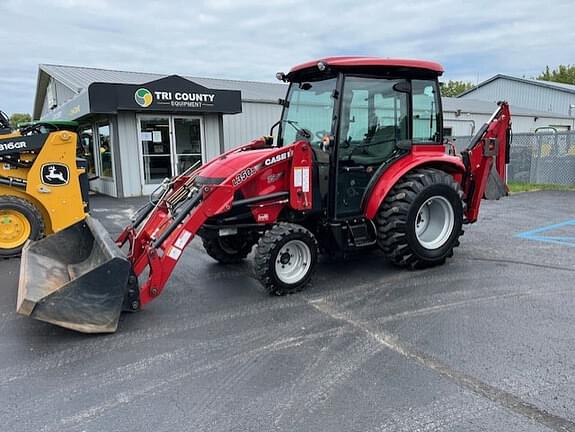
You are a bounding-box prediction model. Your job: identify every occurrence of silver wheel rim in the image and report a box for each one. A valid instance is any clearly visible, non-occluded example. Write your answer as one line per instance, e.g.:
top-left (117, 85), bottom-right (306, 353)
top-left (275, 239), bottom-right (312, 284)
top-left (415, 196), bottom-right (455, 250)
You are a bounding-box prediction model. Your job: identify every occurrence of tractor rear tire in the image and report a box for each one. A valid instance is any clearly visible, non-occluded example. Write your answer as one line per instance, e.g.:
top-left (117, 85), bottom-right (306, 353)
top-left (0, 196), bottom-right (45, 258)
top-left (254, 223), bottom-right (318, 296)
top-left (202, 234), bottom-right (256, 264)
top-left (376, 168), bottom-right (464, 269)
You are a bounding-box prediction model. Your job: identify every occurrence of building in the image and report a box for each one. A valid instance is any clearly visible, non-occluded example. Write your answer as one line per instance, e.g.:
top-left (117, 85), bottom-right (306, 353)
top-left (458, 74), bottom-right (575, 122)
top-left (443, 97), bottom-right (574, 137)
top-left (33, 64), bottom-right (285, 197)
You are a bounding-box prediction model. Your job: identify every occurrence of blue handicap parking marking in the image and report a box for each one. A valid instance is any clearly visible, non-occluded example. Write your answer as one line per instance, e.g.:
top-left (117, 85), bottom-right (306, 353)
top-left (517, 220), bottom-right (575, 247)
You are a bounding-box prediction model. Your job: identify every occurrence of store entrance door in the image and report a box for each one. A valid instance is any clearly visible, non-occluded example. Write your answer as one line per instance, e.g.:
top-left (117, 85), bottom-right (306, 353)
top-left (138, 115), bottom-right (204, 195)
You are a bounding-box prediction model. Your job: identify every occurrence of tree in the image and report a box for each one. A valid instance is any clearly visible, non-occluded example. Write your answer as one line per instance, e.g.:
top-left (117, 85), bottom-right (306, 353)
top-left (537, 65), bottom-right (575, 85)
top-left (9, 113), bottom-right (32, 127)
top-left (440, 80), bottom-right (475, 97)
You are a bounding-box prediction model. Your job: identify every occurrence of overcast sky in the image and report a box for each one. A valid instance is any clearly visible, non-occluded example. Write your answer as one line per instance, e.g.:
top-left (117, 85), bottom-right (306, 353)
top-left (1, 0), bottom-right (574, 115)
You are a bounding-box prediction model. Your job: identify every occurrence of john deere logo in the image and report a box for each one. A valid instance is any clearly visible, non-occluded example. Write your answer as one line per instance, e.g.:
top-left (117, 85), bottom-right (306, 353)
top-left (135, 88), bottom-right (153, 107)
top-left (41, 163), bottom-right (69, 186)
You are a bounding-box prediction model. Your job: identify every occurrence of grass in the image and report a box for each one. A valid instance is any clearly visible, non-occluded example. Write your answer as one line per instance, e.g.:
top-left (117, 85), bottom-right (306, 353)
top-left (507, 182), bottom-right (575, 193)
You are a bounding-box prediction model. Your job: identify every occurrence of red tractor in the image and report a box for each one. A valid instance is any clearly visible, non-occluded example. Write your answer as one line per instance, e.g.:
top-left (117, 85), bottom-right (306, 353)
top-left (17, 57), bottom-right (511, 333)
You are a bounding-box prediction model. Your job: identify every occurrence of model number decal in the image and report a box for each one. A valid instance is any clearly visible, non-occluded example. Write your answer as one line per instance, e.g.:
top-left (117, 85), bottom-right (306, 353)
top-left (232, 167), bottom-right (256, 186)
top-left (0, 141), bottom-right (26, 152)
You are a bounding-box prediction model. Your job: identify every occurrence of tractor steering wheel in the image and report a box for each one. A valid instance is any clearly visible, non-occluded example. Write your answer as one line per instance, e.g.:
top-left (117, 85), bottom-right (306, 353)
top-left (0, 110), bottom-right (10, 129)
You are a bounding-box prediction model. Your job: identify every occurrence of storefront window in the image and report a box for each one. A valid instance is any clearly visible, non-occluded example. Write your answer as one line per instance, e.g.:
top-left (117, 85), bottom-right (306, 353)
top-left (97, 123), bottom-right (113, 178)
top-left (78, 126), bottom-right (96, 176)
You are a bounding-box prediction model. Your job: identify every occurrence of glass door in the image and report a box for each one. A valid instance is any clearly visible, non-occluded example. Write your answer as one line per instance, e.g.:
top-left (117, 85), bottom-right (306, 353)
top-left (139, 116), bottom-right (173, 185)
top-left (172, 117), bottom-right (203, 175)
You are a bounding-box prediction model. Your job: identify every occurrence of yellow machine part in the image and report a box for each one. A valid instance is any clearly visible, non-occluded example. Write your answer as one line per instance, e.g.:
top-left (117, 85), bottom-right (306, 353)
top-left (0, 130), bottom-right (87, 235)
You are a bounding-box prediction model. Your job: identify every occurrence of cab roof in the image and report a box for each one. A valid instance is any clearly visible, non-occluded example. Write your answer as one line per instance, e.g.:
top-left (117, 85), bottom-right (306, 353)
top-left (289, 56), bottom-right (444, 75)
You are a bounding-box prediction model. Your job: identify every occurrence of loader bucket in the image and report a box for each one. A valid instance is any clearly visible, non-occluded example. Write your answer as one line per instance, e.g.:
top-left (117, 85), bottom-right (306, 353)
top-left (17, 216), bottom-right (131, 333)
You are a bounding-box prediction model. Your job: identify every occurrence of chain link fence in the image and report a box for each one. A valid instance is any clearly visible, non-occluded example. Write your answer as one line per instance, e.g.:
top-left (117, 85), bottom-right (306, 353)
top-left (450, 131), bottom-right (575, 186)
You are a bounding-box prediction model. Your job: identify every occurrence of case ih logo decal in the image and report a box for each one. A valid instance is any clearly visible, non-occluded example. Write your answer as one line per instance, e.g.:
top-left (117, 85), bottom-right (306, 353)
top-left (134, 88), bottom-right (153, 107)
top-left (0, 141), bottom-right (26, 152)
top-left (264, 150), bottom-right (293, 166)
top-left (41, 164), bottom-right (69, 186)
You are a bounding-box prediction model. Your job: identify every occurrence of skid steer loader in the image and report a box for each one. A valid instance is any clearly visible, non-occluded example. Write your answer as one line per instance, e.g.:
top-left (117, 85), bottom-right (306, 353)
top-left (0, 111), bottom-right (89, 257)
top-left (17, 57), bottom-right (511, 333)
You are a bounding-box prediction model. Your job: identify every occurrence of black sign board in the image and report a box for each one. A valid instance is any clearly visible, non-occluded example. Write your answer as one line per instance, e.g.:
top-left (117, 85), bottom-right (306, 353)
top-left (88, 75), bottom-right (242, 115)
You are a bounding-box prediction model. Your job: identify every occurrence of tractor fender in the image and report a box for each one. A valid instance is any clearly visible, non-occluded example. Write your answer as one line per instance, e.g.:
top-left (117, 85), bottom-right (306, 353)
top-left (363, 148), bottom-right (465, 220)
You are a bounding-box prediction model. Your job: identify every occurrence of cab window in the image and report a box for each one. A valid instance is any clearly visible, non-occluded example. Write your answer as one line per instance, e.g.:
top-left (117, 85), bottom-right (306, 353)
top-left (338, 77), bottom-right (409, 164)
top-left (412, 80), bottom-right (441, 143)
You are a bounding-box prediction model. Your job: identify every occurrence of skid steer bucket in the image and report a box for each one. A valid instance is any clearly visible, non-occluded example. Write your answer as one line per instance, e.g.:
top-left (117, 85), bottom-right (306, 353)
top-left (17, 216), bottom-right (131, 333)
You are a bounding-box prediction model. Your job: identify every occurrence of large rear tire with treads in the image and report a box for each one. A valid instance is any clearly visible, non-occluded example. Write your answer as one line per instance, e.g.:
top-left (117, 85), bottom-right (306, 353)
top-left (376, 168), bottom-right (464, 269)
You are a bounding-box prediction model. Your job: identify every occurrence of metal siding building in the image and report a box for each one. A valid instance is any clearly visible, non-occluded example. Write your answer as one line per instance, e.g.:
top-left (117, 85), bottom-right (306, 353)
top-left (458, 74), bottom-right (575, 118)
top-left (33, 64), bottom-right (286, 198)
top-left (442, 97), bottom-right (574, 137)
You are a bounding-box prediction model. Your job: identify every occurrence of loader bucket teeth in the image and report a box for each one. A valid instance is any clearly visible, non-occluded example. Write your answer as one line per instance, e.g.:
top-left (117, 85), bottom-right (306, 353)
top-left (17, 216), bottom-right (131, 333)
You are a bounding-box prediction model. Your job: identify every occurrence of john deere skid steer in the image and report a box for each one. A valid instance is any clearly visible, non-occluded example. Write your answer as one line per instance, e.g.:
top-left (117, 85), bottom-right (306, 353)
top-left (0, 110), bottom-right (89, 257)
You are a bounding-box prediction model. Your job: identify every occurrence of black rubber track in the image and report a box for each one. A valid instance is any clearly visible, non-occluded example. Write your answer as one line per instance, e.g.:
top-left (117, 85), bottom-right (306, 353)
top-left (254, 222), bottom-right (319, 296)
top-left (376, 168), bottom-right (464, 269)
top-left (202, 235), bottom-right (255, 264)
top-left (0, 195), bottom-right (45, 258)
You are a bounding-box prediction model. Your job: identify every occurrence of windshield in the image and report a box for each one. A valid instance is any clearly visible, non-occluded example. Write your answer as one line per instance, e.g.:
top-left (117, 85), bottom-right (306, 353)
top-left (279, 78), bottom-right (337, 148)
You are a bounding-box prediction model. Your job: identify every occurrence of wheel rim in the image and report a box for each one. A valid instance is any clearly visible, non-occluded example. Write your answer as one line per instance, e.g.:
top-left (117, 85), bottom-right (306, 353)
top-left (275, 239), bottom-right (312, 284)
top-left (415, 196), bottom-right (455, 250)
top-left (0, 209), bottom-right (32, 249)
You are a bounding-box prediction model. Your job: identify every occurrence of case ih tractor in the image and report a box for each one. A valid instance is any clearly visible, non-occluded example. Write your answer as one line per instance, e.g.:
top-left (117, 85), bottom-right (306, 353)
top-left (17, 57), bottom-right (511, 333)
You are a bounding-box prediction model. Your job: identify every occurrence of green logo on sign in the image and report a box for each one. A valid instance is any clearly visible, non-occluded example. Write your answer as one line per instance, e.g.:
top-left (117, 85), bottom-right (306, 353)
top-left (135, 88), bottom-right (153, 107)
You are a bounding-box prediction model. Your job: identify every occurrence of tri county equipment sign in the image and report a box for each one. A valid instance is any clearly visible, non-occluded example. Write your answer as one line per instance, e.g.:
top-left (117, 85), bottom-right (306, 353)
top-left (135, 87), bottom-right (217, 109)
top-left (87, 75), bottom-right (242, 115)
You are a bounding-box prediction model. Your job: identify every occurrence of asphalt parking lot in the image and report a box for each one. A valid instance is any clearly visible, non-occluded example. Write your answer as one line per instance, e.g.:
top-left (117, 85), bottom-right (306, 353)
top-left (1, 190), bottom-right (574, 432)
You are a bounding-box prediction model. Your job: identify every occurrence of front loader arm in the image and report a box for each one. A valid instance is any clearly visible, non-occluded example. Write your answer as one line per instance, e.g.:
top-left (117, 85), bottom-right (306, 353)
top-left (460, 101), bottom-right (511, 223)
top-left (120, 140), bottom-right (313, 307)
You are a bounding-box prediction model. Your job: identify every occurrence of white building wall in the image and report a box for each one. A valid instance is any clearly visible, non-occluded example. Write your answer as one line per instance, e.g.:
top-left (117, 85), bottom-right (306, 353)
top-left (116, 112), bottom-right (142, 197)
top-left (222, 101), bottom-right (282, 150)
top-left (203, 114), bottom-right (223, 161)
top-left (459, 79), bottom-right (575, 116)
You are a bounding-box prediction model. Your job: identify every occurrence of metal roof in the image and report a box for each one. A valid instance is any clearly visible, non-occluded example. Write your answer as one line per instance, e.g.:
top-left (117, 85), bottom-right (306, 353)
top-left (442, 97), bottom-right (571, 119)
top-left (457, 74), bottom-right (575, 97)
top-left (34, 64), bottom-right (287, 118)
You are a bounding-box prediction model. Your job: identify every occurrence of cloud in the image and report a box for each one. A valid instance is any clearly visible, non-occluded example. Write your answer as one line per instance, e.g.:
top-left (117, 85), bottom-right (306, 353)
top-left (1, 0), bottom-right (573, 115)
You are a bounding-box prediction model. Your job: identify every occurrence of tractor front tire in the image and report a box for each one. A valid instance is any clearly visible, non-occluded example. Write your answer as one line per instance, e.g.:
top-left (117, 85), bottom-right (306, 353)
top-left (376, 168), bottom-right (464, 269)
top-left (202, 234), bottom-right (256, 264)
top-left (0, 196), bottom-right (45, 258)
top-left (254, 223), bottom-right (318, 296)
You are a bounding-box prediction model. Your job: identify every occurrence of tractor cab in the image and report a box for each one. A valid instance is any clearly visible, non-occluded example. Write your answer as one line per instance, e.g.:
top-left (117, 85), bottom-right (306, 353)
top-left (276, 57), bottom-right (445, 220)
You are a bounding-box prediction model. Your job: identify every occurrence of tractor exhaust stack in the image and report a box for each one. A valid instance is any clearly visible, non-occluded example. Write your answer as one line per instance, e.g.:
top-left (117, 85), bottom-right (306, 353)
top-left (17, 216), bottom-right (131, 333)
